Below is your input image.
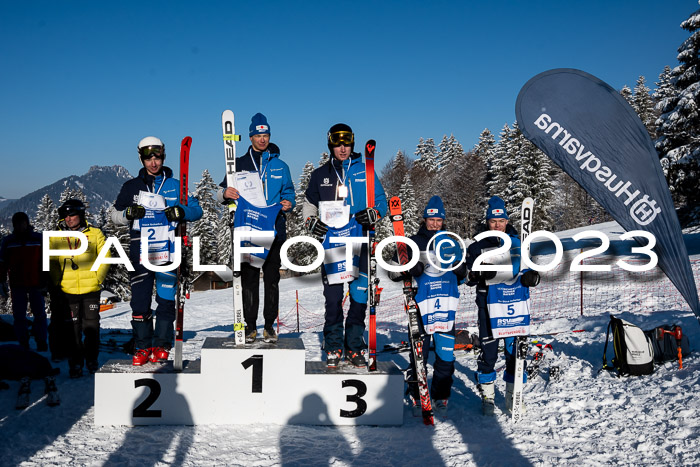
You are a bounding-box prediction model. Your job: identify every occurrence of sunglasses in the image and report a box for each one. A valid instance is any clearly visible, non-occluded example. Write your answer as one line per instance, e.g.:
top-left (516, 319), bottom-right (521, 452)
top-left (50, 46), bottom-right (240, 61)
top-left (328, 131), bottom-right (354, 147)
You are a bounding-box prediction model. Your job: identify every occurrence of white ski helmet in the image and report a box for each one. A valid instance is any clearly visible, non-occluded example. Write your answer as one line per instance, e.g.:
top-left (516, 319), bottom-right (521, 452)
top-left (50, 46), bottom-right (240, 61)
top-left (137, 136), bottom-right (165, 163)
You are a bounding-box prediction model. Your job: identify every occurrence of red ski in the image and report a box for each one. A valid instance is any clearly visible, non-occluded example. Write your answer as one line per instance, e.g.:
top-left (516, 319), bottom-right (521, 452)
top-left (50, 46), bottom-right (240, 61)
top-left (365, 140), bottom-right (380, 372)
top-left (173, 136), bottom-right (192, 371)
top-left (389, 196), bottom-right (434, 425)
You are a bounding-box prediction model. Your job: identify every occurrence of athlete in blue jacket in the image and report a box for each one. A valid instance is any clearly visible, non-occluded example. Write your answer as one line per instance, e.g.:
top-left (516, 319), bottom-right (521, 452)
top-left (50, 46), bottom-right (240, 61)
top-left (218, 113), bottom-right (296, 344)
top-left (389, 196), bottom-right (467, 418)
top-left (112, 136), bottom-right (202, 365)
top-left (302, 123), bottom-right (388, 368)
top-left (465, 196), bottom-right (540, 415)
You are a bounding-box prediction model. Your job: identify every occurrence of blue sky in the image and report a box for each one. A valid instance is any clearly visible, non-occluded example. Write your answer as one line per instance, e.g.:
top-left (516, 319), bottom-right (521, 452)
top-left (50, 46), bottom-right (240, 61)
top-left (0, 0), bottom-right (695, 199)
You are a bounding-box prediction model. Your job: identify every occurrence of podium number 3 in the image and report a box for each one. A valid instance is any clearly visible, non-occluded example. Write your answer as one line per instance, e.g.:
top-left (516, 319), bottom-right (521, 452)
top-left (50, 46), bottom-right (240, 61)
top-left (340, 379), bottom-right (367, 418)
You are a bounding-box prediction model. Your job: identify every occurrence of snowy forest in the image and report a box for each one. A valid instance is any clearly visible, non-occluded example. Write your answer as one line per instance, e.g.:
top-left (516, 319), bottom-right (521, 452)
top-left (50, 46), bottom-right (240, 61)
top-left (3, 5), bottom-right (700, 305)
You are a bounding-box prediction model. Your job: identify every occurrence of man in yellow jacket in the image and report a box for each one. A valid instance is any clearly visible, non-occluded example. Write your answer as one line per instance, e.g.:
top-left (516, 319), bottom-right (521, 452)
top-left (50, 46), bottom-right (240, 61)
top-left (49, 199), bottom-right (110, 378)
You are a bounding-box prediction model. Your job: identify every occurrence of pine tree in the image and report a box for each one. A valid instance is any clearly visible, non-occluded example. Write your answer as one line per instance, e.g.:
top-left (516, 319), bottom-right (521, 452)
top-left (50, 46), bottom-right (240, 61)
top-left (653, 65), bottom-right (675, 110)
top-left (491, 123), bottom-right (521, 211)
top-left (398, 173), bottom-right (420, 238)
top-left (508, 129), bottom-right (556, 231)
top-left (632, 75), bottom-right (656, 138)
top-left (412, 137), bottom-right (438, 210)
top-left (216, 210), bottom-right (232, 268)
top-left (414, 137), bottom-right (437, 173)
top-left (287, 162), bottom-right (318, 269)
top-left (189, 170), bottom-right (221, 267)
top-left (101, 210), bottom-right (132, 301)
top-left (655, 5), bottom-right (700, 221)
top-left (439, 149), bottom-right (487, 238)
top-left (380, 150), bottom-right (410, 199)
top-left (473, 128), bottom-right (497, 198)
top-left (318, 152), bottom-right (329, 167)
top-left (33, 194), bottom-right (58, 231)
top-left (486, 123), bottom-right (513, 198)
top-left (619, 85), bottom-right (633, 106)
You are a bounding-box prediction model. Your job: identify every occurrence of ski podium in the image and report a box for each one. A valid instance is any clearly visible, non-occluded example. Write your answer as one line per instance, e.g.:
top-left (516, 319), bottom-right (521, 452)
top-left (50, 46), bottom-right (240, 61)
top-left (94, 118), bottom-right (404, 427)
top-left (95, 338), bottom-right (404, 426)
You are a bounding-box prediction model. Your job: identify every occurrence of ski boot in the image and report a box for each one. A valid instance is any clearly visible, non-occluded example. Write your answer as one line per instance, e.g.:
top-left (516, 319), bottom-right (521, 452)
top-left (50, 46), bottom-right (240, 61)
top-left (345, 350), bottom-right (366, 368)
top-left (132, 348), bottom-right (152, 366)
top-left (263, 328), bottom-right (278, 344)
top-left (434, 399), bottom-right (449, 419)
top-left (326, 349), bottom-right (343, 368)
top-left (149, 347), bottom-right (169, 363)
top-left (478, 382), bottom-right (495, 416)
top-left (44, 376), bottom-right (60, 407)
top-left (245, 329), bottom-right (257, 344)
top-left (16, 377), bottom-right (31, 410)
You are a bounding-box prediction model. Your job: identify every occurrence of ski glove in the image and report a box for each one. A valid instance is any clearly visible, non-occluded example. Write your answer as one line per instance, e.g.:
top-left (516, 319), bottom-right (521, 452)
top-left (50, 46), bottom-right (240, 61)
top-left (125, 205), bottom-right (146, 220)
top-left (305, 216), bottom-right (328, 238)
top-left (165, 206), bottom-right (186, 222)
top-left (521, 270), bottom-right (541, 287)
top-left (355, 207), bottom-right (380, 228)
top-left (408, 261), bottom-right (424, 277)
top-left (468, 265), bottom-right (497, 282)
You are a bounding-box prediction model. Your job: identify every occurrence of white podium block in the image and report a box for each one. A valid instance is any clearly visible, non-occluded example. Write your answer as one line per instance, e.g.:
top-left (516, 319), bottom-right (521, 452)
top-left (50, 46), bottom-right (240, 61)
top-left (94, 360), bottom-right (208, 426)
top-left (94, 337), bottom-right (404, 426)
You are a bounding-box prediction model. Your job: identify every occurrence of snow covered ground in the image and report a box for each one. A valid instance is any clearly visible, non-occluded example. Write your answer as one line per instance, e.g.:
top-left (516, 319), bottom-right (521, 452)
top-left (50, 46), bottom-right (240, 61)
top-left (1, 227), bottom-right (699, 466)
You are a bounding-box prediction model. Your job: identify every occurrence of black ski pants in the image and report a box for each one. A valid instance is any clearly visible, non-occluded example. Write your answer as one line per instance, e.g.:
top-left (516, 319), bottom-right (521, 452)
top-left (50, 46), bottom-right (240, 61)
top-left (66, 291), bottom-right (101, 369)
top-left (242, 236), bottom-right (283, 332)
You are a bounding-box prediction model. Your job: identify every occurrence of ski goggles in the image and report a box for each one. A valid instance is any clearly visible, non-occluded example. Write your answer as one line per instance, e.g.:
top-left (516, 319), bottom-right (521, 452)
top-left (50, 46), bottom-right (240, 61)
top-left (328, 131), bottom-right (354, 147)
top-left (139, 146), bottom-right (165, 160)
top-left (58, 205), bottom-right (85, 219)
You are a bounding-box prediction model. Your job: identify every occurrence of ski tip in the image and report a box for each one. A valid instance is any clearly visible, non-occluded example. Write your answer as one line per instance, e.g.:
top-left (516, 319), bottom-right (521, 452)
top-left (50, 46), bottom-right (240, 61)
top-left (365, 140), bottom-right (376, 155)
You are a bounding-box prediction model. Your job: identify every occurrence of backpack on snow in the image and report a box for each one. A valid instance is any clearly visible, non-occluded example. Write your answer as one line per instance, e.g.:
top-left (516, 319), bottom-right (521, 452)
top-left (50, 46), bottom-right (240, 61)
top-left (643, 324), bottom-right (690, 364)
top-left (602, 315), bottom-right (654, 376)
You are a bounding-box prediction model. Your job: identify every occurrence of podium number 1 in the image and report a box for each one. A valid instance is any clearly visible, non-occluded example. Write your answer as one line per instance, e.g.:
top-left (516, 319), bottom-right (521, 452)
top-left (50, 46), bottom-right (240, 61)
top-left (242, 355), bottom-right (263, 393)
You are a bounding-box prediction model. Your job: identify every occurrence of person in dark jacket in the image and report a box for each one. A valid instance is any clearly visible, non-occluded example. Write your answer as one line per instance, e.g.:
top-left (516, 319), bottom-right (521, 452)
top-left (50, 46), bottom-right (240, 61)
top-left (465, 196), bottom-right (540, 415)
top-left (218, 113), bottom-right (296, 344)
top-left (302, 123), bottom-right (387, 368)
top-left (112, 136), bottom-right (203, 366)
top-left (0, 212), bottom-right (48, 351)
top-left (389, 196), bottom-right (467, 418)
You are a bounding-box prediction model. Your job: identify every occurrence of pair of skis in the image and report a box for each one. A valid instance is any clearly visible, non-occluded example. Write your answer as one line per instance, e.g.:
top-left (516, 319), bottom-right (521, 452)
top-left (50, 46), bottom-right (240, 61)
top-left (389, 196), bottom-right (434, 425)
top-left (511, 196), bottom-right (534, 422)
top-left (222, 110), bottom-right (246, 345)
top-left (174, 136), bottom-right (192, 371)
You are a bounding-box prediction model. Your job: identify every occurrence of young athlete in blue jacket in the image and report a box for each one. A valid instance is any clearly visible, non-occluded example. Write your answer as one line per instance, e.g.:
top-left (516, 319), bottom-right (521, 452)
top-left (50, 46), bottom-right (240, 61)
top-left (112, 136), bottom-right (202, 365)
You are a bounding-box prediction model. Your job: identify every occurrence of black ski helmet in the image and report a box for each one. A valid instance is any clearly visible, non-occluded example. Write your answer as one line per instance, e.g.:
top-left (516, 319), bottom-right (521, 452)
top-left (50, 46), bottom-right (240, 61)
top-left (58, 198), bottom-right (86, 221)
top-left (327, 123), bottom-right (355, 153)
top-left (137, 136), bottom-right (166, 165)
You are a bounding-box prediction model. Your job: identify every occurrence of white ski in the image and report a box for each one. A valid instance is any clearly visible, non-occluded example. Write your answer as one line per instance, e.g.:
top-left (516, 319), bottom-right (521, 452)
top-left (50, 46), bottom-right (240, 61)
top-left (222, 110), bottom-right (245, 346)
top-left (511, 196), bottom-right (534, 423)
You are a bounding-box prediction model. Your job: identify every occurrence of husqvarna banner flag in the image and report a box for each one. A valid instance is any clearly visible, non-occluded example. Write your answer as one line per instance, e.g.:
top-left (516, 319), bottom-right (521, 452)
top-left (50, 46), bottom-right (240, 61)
top-left (515, 68), bottom-right (700, 319)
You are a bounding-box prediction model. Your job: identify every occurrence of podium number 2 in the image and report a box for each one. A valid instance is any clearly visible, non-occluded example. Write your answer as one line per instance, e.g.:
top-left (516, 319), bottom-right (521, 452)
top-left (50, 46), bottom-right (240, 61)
top-left (242, 355), bottom-right (263, 393)
top-left (133, 379), bottom-right (162, 418)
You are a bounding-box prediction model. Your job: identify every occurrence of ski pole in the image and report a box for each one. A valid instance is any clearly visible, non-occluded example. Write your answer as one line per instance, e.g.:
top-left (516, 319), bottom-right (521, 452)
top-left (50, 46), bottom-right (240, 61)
top-left (657, 327), bottom-right (683, 370)
top-left (674, 325), bottom-right (683, 370)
